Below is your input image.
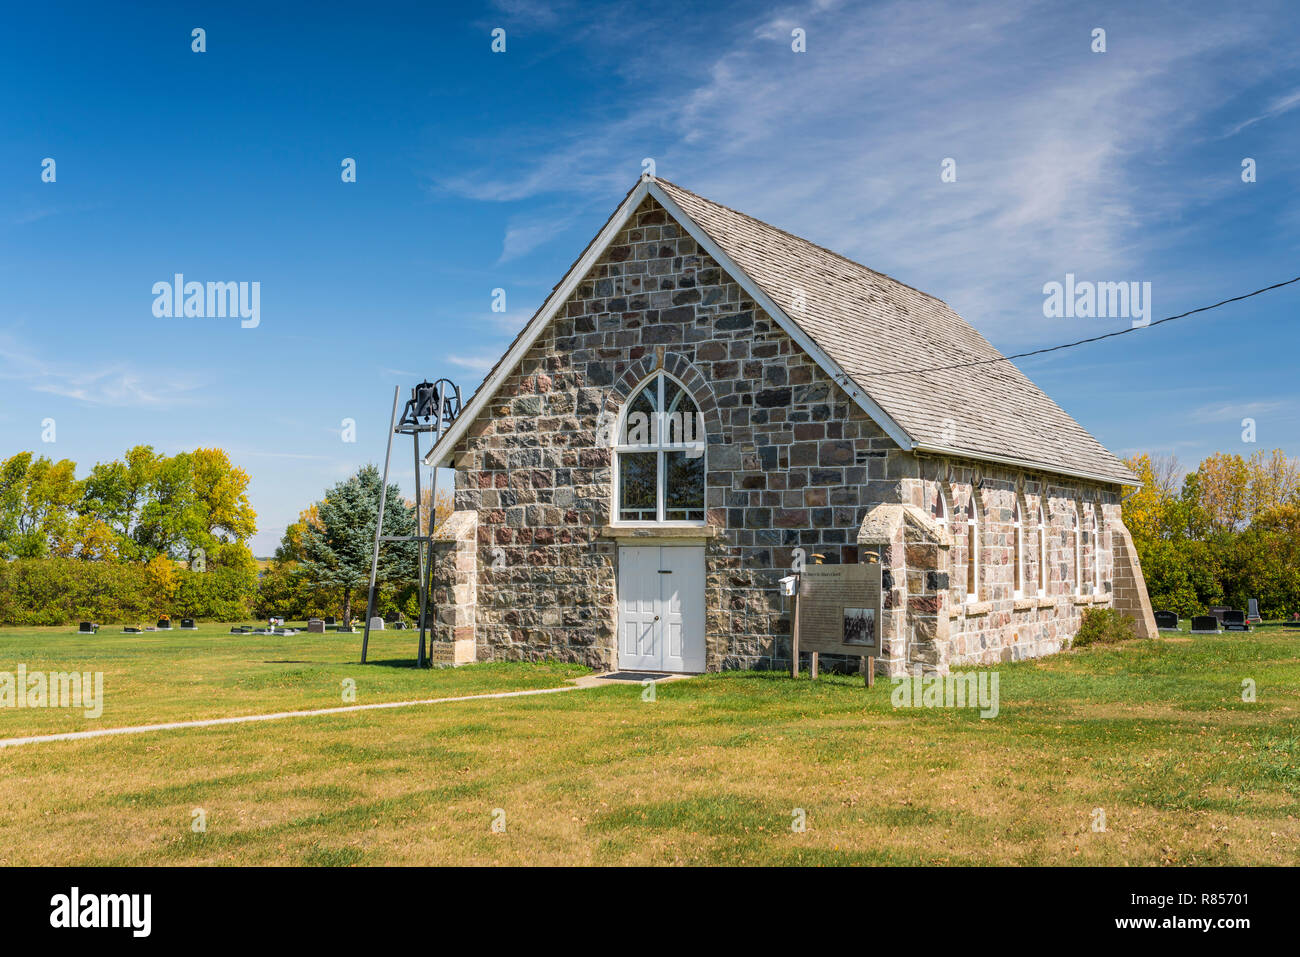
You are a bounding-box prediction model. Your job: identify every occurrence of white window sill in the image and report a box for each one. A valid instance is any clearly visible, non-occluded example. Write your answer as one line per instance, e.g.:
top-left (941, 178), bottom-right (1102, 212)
top-left (600, 524), bottom-right (718, 540)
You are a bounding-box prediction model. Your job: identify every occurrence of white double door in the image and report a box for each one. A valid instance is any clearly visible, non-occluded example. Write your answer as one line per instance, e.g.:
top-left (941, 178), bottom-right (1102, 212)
top-left (617, 545), bottom-right (705, 673)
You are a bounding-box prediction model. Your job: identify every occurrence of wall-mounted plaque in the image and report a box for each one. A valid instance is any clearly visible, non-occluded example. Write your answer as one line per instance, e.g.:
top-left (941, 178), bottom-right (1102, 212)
top-left (795, 562), bottom-right (883, 657)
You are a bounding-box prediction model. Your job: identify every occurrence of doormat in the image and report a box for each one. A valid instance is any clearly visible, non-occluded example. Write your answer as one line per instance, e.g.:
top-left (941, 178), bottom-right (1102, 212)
top-left (593, 671), bottom-right (674, 682)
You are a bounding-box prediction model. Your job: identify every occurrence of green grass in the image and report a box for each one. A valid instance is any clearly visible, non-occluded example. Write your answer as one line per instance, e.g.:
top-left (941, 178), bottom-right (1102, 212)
top-left (0, 623), bottom-right (1298, 865)
top-left (0, 623), bottom-right (585, 735)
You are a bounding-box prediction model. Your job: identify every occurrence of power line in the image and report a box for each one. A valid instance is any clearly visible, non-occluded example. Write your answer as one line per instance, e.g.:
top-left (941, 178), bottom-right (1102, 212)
top-left (852, 274), bottom-right (1300, 378)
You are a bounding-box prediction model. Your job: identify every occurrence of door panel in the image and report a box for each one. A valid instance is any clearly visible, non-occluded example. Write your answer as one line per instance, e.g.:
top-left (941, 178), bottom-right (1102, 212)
top-left (618, 547), bottom-right (660, 669)
top-left (617, 545), bottom-right (704, 673)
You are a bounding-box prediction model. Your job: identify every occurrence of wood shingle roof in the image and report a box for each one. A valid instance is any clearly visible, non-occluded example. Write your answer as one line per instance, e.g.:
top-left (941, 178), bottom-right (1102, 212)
top-left (428, 176), bottom-right (1137, 487)
top-left (654, 178), bottom-right (1137, 486)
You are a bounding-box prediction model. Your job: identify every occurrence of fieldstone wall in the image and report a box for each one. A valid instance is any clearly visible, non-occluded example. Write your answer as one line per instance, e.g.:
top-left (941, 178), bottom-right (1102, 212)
top-left (1111, 522), bottom-right (1158, 639)
top-left (429, 510), bottom-right (477, 664)
top-left (442, 193), bottom-right (1147, 673)
top-left (886, 459), bottom-right (1134, 672)
top-left (446, 194), bottom-right (905, 671)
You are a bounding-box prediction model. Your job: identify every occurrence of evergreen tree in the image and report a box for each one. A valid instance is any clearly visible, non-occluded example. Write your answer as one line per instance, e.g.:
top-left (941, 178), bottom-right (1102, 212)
top-left (297, 465), bottom-right (417, 623)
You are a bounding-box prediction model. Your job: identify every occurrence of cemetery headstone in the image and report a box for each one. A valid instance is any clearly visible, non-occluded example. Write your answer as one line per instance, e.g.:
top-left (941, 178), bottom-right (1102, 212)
top-left (1247, 599), bottom-right (1261, 623)
top-left (156, 618), bottom-right (172, 630)
top-left (77, 621), bottom-right (98, 634)
top-left (1223, 610), bottom-right (1248, 631)
top-left (180, 618), bottom-right (197, 629)
top-left (307, 619), bottom-right (325, 634)
top-left (1153, 610), bottom-right (1179, 631)
top-left (1190, 615), bottom-right (1219, 634)
top-left (369, 617), bottom-right (385, 631)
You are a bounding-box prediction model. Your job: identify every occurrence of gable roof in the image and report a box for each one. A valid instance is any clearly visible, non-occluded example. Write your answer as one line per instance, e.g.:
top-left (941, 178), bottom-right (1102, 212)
top-left (427, 176), bottom-right (1138, 487)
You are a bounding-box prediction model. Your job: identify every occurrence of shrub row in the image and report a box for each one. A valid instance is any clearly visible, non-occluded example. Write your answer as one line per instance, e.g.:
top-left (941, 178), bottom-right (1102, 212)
top-left (0, 557), bottom-right (257, 625)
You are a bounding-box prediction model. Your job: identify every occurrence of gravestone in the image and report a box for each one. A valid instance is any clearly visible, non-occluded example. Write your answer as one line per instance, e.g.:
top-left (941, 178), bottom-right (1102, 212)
top-left (1247, 599), bottom-right (1261, 623)
top-left (324, 616), bottom-right (336, 626)
top-left (1210, 606), bottom-right (1230, 625)
top-left (1190, 615), bottom-right (1219, 634)
top-left (123, 627), bottom-right (141, 634)
top-left (369, 617), bottom-right (385, 631)
top-left (156, 618), bottom-right (172, 630)
top-left (1153, 610), bottom-right (1179, 631)
top-left (1223, 610), bottom-right (1248, 631)
top-left (335, 624), bottom-right (355, 633)
top-left (77, 621), bottom-right (98, 634)
top-left (180, 618), bottom-right (197, 630)
top-left (307, 618), bottom-right (325, 634)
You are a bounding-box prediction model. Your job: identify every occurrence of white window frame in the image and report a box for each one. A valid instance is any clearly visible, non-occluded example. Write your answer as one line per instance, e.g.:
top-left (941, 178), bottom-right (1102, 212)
top-left (612, 371), bottom-right (707, 526)
top-left (964, 492), bottom-right (980, 603)
top-left (1089, 507), bottom-right (1101, 596)
top-left (1071, 505), bottom-right (1083, 597)
top-left (1036, 504), bottom-right (1047, 598)
top-left (1013, 498), bottom-right (1024, 599)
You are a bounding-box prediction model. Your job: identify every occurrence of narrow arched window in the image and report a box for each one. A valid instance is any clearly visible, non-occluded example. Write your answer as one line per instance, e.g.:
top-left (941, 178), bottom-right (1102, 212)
top-left (1089, 508), bottom-right (1101, 595)
top-left (1071, 506), bottom-right (1083, 596)
top-left (964, 492), bottom-right (979, 601)
top-left (1013, 498), bottom-right (1024, 599)
top-left (929, 483), bottom-right (947, 529)
top-left (615, 372), bottom-right (706, 523)
top-left (1036, 504), bottom-right (1047, 598)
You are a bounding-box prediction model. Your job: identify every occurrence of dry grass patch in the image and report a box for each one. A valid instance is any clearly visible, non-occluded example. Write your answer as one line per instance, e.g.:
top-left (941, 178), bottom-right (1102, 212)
top-left (1, 627), bottom-right (1298, 865)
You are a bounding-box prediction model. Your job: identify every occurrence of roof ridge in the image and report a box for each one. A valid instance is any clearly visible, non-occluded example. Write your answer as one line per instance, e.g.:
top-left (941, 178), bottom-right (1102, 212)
top-left (651, 176), bottom-right (949, 307)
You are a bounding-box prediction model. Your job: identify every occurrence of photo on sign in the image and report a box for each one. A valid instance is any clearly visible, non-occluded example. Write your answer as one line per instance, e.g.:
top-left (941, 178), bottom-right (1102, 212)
top-left (843, 607), bottom-right (875, 646)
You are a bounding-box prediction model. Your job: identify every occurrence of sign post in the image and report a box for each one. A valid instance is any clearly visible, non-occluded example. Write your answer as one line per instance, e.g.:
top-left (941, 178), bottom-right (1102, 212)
top-left (792, 562), bottom-right (882, 687)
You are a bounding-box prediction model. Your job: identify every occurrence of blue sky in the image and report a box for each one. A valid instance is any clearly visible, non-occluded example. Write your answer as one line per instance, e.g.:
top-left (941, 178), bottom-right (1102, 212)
top-left (2, 0), bottom-right (1298, 555)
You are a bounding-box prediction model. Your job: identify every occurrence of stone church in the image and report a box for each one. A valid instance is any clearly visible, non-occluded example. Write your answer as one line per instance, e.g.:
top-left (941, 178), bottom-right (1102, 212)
top-left (426, 175), bottom-right (1157, 676)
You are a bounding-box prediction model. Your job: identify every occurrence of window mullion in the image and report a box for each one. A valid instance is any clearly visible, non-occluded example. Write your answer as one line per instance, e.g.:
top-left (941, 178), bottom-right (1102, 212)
top-left (657, 449), bottom-right (665, 522)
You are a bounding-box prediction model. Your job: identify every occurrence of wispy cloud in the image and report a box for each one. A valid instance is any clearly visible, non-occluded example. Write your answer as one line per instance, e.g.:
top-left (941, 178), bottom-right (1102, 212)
top-left (1190, 399), bottom-right (1292, 423)
top-left (0, 335), bottom-right (203, 407)
top-left (446, 353), bottom-right (501, 372)
top-left (437, 0), bottom-right (1280, 347)
top-left (498, 208), bottom-right (580, 262)
top-left (1223, 87), bottom-right (1300, 136)
top-left (472, 307), bottom-right (533, 334)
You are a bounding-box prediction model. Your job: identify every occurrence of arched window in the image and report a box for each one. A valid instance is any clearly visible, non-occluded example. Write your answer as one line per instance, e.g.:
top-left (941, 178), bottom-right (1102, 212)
top-left (964, 491), bottom-right (979, 602)
top-left (1089, 508), bottom-right (1101, 595)
top-left (1070, 506), bottom-right (1082, 596)
top-left (928, 482), bottom-right (947, 529)
top-left (1035, 504), bottom-right (1047, 598)
top-left (614, 372), bottom-right (706, 523)
top-left (1013, 498), bottom-right (1024, 599)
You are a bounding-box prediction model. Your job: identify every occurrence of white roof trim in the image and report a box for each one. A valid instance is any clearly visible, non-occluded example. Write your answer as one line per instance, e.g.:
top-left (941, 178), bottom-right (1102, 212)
top-left (424, 179), bottom-right (653, 467)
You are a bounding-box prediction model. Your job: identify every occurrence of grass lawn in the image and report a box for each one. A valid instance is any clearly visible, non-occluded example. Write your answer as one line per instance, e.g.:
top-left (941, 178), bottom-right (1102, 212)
top-left (0, 623), bottom-right (1298, 865)
top-left (0, 623), bottom-right (584, 735)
